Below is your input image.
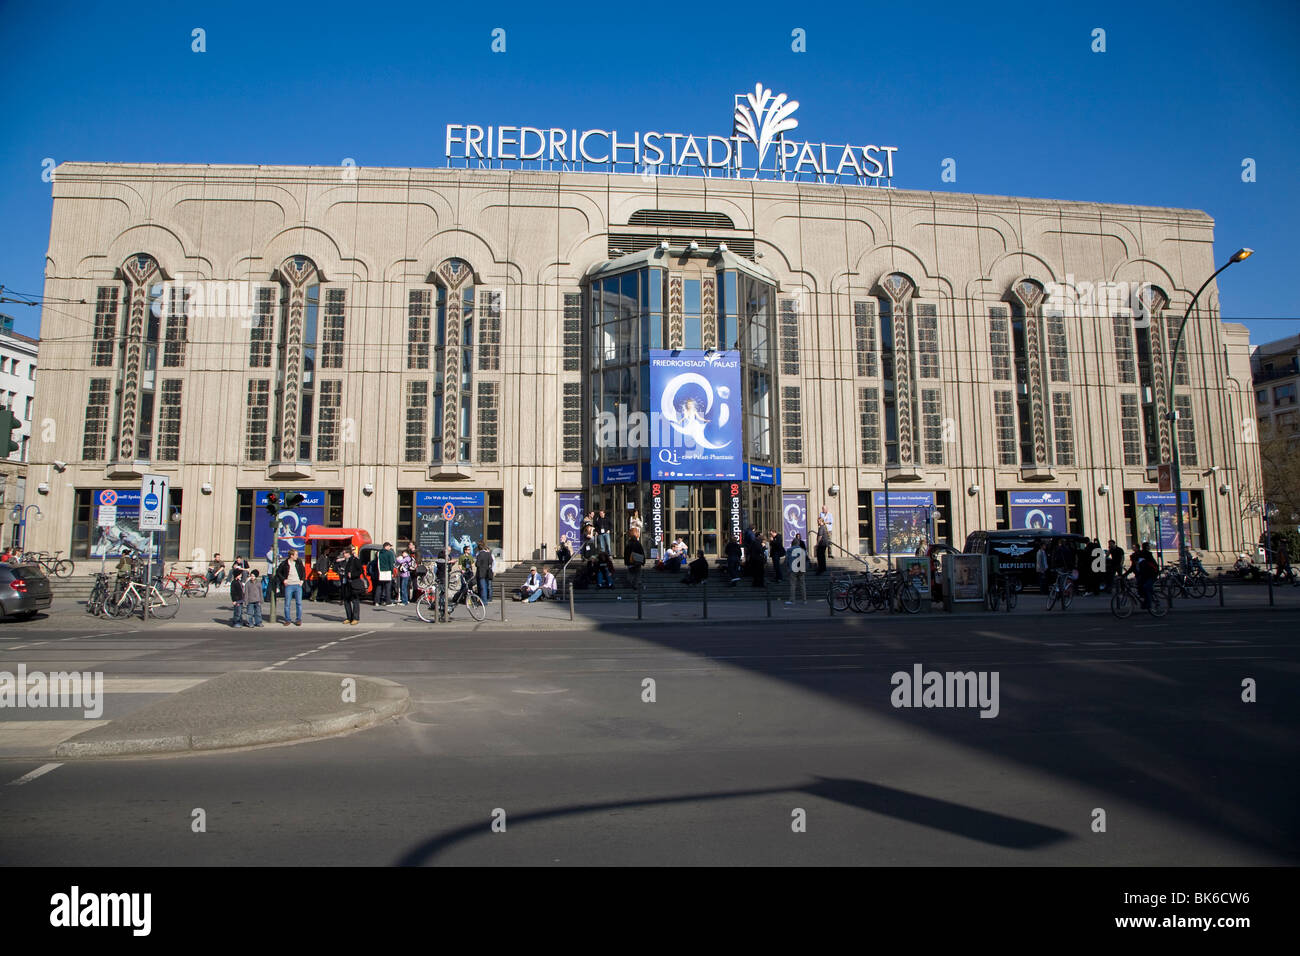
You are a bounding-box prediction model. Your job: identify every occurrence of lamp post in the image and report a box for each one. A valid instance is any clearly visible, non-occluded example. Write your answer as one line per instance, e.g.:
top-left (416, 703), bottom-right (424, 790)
top-left (1167, 247), bottom-right (1253, 569)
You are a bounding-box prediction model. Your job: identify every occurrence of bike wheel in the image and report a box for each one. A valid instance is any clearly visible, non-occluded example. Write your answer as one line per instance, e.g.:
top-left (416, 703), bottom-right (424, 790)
top-left (1046, 587), bottom-right (1059, 611)
top-left (1200, 576), bottom-right (1218, 599)
top-left (184, 577), bottom-right (209, 597)
top-left (850, 583), bottom-right (875, 613)
top-left (898, 582), bottom-right (921, 614)
top-left (108, 591), bottom-right (136, 619)
top-left (149, 587), bottom-right (179, 619)
top-left (1110, 589), bottom-right (1134, 619)
top-left (1148, 584), bottom-right (1169, 617)
top-left (416, 593), bottom-right (438, 623)
top-left (828, 581), bottom-right (851, 612)
top-left (53, 559), bottom-right (75, 579)
top-left (1061, 586), bottom-right (1073, 610)
top-left (465, 592), bottom-right (486, 621)
top-left (985, 586), bottom-right (999, 612)
top-left (1005, 585), bottom-right (1017, 610)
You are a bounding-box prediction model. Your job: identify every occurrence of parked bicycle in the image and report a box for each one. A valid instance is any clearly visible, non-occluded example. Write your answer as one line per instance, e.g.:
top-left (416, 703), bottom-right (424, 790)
top-left (103, 573), bottom-right (179, 620)
top-left (86, 572), bottom-right (111, 617)
top-left (158, 563), bottom-right (209, 597)
top-left (985, 572), bottom-right (1019, 612)
top-left (22, 550), bottom-right (75, 578)
top-left (415, 568), bottom-right (485, 623)
top-left (1110, 572), bottom-right (1168, 619)
top-left (1045, 569), bottom-right (1076, 611)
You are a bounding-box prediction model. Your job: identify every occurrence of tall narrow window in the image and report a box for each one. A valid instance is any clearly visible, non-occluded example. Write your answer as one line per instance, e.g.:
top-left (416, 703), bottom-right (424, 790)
top-left (782, 386), bottom-right (803, 464)
top-left (1174, 394), bottom-right (1198, 466)
top-left (1051, 392), bottom-right (1074, 465)
top-left (858, 387), bottom-right (879, 464)
top-left (562, 381), bottom-right (581, 464)
top-left (297, 284), bottom-right (319, 461)
top-left (246, 379), bottom-right (270, 461)
top-left (250, 287), bottom-right (274, 368)
top-left (82, 378), bottom-right (111, 460)
top-left (477, 381), bottom-right (499, 463)
top-left (989, 306), bottom-right (1011, 381)
top-left (91, 287), bottom-right (119, 367)
top-left (405, 381), bottom-right (427, 463)
top-left (157, 380), bottom-right (182, 461)
top-left (1045, 311), bottom-right (1070, 381)
top-left (316, 379), bottom-right (341, 462)
top-left (162, 286), bottom-right (188, 367)
top-left (747, 368), bottom-right (771, 458)
top-left (478, 289), bottom-right (502, 371)
top-left (1120, 393), bottom-right (1142, 466)
top-left (1166, 319), bottom-right (1189, 386)
top-left (320, 288), bottom-right (346, 369)
top-left (408, 289), bottom-right (431, 369)
top-left (854, 302), bottom-right (878, 377)
top-left (994, 390), bottom-right (1017, 465)
top-left (563, 293), bottom-right (582, 371)
top-left (1113, 315), bottom-right (1136, 384)
top-left (879, 297), bottom-right (898, 465)
top-left (921, 388), bottom-right (943, 464)
top-left (915, 303), bottom-right (939, 378)
top-left (779, 297), bottom-right (799, 375)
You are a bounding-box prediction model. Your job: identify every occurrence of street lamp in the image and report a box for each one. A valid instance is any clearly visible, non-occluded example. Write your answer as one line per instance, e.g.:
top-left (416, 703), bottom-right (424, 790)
top-left (1168, 247), bottom-right (1253, 568)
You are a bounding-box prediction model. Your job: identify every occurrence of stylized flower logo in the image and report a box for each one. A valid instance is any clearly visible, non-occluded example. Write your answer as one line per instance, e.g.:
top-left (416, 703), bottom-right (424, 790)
top-left (733, 83), bottom-right (799, 167)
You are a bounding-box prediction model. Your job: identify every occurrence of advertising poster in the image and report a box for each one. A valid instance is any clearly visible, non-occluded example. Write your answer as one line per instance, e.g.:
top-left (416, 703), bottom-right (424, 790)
top-left (782, 492), bottom-right (808, 547)
top-left (252, 490), bottom-right (326, 564)
top-left (416, 491), bottom-right (485, 557)
top-left (558, 492), bottom-right (584, 551)
top-left (649, 482), bottom-right (664, 556)
top-left (91, 489), bottom-right (149, 557)
top-left (949, 553), bottom-right (986, 602)
top-left (895, 556), bottom-right (930, 597)
top-left (1008, 490), bottom-right (1067, 531)
top-left (650, 349), bottom-right (742, 480)
top-left (1135, 491), bottom-right (1191, 553)
top-left (872, 491), bottom-right (935, 554)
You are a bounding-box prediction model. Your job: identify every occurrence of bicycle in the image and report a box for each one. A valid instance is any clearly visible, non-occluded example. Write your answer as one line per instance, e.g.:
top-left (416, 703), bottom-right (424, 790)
top-left (985, 573), bottom-right (1018, 612)
top-left (1045, 569), bottom-right (1076, 611)
top-left (1110, 572), bottom-right (1168, 619)
top-left (104, 574), bottom-right (179, 620)
top-left (416, 569), bottom-right (486, 623)
top-left (160, 563), bottom-right (209, 597)
top-left (86, 572), bottom-right (110, 616)
top-left (827, 572), bottom-right (857, 612)
top-left (23, 549), bottom-right (75, 578)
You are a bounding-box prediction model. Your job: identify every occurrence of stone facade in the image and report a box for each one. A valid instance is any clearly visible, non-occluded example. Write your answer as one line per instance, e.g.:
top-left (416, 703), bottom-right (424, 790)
top-left (29, 162), bottom-right (1265, 564)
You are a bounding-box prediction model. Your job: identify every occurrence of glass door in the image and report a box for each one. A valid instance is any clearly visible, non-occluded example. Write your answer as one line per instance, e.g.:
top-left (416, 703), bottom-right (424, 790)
top-left (699, 485), bottom-right (722, 557)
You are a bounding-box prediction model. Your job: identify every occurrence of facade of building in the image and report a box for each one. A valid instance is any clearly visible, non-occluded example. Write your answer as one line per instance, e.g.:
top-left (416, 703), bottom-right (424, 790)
top-left (1252, 334), bottom-right (1300, 438)
top-left (29, 162), bottom-right (1264, 566)
top-left (0, 322), bottom-right (38, 548)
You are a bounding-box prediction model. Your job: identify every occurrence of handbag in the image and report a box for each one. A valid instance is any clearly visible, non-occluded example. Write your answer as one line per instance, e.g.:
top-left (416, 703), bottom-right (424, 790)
top-left (629, 550), bottom-right (645, 566)
top-left (378, 569), bottom-right (392, 582)
top-left (349, 578), bottom-right (367, 595)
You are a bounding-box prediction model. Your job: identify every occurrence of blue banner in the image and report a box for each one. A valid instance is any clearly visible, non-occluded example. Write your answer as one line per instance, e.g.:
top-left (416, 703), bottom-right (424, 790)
top-left (415, 491), bottom-right (485, 556)
top-left (782, 492), bottom-right (807, 547)
top-left (871, 491), bottom-right (936, 554)
top-left (558, 492), bottom-right (584, 550)
top-left (601, 464), bottom-right (638, 484)
top-left (92, 489), bottom-right (148, 557)
top-left (252, 490), bottom-right (327, 565)
top-left (1008, 490), bottom-right (1067, 531)
top-left (650, 350), bottom-right (742, 480)
top-left (746, 463), bottom-right (778, 485)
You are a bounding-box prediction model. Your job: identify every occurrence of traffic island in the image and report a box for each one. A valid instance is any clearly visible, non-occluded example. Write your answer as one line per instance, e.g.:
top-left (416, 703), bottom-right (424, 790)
top-left (54, 670), bottom-right (408, 758)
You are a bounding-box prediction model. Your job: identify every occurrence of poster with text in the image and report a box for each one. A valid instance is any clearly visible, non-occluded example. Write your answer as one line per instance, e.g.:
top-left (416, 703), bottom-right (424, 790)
top-left (650, 350), bottom-right (742, 480)
top-left (558, 492), bottom-right (584, 551)
top-left (872, 491), bottom-right (936, 554)
top-left (782, 492), bottom-right (808, 548)
top-left (416, 491), bottom-right (486, 557)
top-left (1008, 490), bottom-right (1067, 531)
top-left (1135, 491), bottom-right (1191, 553)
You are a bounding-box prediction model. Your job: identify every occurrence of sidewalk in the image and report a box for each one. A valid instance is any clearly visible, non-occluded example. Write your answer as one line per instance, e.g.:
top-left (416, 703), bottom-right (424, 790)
top-left (36, 581), bottom-right (1300, 632)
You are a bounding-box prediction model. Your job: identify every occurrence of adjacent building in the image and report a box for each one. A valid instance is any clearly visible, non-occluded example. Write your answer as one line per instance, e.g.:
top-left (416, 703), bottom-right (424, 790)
top-left (1252, 334), bottom-right (1300, 438)
top-left (0, 318), bottom-right (39, 548)
top-left (28, 161), bottom-right (1265, 565)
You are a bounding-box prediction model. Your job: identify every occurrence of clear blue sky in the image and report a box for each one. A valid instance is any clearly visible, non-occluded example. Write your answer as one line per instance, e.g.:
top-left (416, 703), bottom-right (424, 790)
top-left (1, 0), bottom-right (1296, 343)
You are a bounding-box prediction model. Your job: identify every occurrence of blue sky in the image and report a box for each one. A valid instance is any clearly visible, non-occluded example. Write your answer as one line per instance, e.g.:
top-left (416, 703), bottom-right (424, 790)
top-left (1, 0), bottom-right (1296, 343)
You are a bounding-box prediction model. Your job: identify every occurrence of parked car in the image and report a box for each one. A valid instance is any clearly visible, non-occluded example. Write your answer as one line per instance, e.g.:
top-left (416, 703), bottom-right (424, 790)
top-left (0, 563), bottom-right (53, 620)
top-left (963, 530), bottom-right (1093, 591)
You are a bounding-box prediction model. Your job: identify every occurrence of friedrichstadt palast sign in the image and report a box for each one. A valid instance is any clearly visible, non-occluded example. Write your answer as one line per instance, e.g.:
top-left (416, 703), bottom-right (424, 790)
top-left (445, 83), bottom-right (898, 186)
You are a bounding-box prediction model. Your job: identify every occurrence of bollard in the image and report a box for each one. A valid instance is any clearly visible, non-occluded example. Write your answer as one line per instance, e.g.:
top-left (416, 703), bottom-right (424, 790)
top-left (702, 581), bottom-right (708, 619)
top-left (568, 584), bottom-right (574, 621)
top-left (1268, 574), bottom-right (1275, 607)
top-left (766, 590), bottom-right (771, 618)
top-left (1219, 580), bottom-right (1224, 607)
top-left (637, 579), bottom-right (643, 620)
top-left (500, 589), bottom-right (505, 622)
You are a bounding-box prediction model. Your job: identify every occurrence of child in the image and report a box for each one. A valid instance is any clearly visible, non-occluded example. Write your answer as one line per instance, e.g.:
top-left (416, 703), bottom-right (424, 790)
top-left (244, 569), bottom-right (264, 627)
top-left (229, 568), bottom-right (246, 627)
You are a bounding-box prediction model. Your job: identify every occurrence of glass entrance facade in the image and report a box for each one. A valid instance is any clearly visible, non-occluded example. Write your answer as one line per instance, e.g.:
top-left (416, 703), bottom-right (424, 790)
top-left (586, 248), bottom-right (780, 559)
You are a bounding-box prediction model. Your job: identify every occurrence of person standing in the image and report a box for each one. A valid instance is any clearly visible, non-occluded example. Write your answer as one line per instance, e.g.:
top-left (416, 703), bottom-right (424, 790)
top-left (786, 537), bottom-right (808, 605)
top-left (244, 570), bottom-right (265, 627)
top-left (769, 531), bottom-right (785, 583)
top-left (595, 510), bottom-right (613, 556)
top-left (744, 527), bottom-right (766, 588)
top-left (815, 517), bottom-right (830, 575)
top-left (1034, 542), bottom-right (1049, 593)
top-left (1134, 541), bottom-right (1159, 610)
top-left (396, 547), bottom-right (413, 605)
top-left (628, 510), bottom-right (643, 537)
top-left (1106, 539), bottom-right (1124, 590)
top-left (276, 548), bottom-right (307, 626)
top-left (725, 533), bottom-right (743, 584)
top-left (229, 564), bottom-right (247, 627)
top-left (374, 543), bottom-right (395, 606)
top-left (475, 542), bottom-right (494, 604)
top-left (340, 545), bottom-right (364, 624)
top-left (819, 504), bottom-right (834, 537)
top-left (624, 526), bottom-right (646, 591)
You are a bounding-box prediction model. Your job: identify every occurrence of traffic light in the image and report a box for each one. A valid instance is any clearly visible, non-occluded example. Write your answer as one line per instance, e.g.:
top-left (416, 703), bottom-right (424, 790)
top-left (0, 409), bottom-right (19, 457)
top-left (265, 489), bottom-right (306, 527)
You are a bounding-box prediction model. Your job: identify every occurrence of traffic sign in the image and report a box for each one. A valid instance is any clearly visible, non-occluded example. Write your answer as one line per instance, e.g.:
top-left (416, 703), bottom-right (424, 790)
top-left (442, 502), bottom-right (456, 520)
top-left (139, 473), bottom-right (169, 531)
top-left (1157, 463), bottom-right (1173, 493)
top-left (99, 489), bottom-right (117, 507)
top-left (97, 505), bottom-right (117, 528)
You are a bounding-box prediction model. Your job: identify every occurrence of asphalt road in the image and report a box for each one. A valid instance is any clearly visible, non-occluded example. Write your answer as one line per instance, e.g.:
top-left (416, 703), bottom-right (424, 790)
top-left (1, 609), bottom-right (1296, 865)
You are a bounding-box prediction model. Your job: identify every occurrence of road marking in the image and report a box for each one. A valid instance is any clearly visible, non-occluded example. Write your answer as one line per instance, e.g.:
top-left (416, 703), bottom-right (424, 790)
top-left (262, 630), bottom-right (376, 670)
top-left (7, 763), bottom-right (63, 787)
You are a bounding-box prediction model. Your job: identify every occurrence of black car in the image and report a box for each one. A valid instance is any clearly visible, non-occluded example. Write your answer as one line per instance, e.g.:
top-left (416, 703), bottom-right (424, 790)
top-left (0, 563), bottom-right (53, 620)
top-left (963, 530), bottom-right (1094, 591)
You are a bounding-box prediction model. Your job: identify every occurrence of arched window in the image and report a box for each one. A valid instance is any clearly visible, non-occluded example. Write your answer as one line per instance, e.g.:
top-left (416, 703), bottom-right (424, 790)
top-left (866, 272), bottom-right (943, 467)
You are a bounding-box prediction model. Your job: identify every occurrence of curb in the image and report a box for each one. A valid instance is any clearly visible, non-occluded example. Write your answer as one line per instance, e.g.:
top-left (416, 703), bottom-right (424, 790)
top-left (53, 674), bottom-right (409, 759)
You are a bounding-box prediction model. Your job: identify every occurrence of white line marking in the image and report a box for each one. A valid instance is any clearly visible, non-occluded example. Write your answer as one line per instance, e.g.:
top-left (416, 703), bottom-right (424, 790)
top-left (7, 763), bottom-right (63, 787)
top-left (261, 630), bottom-right (375, 670)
